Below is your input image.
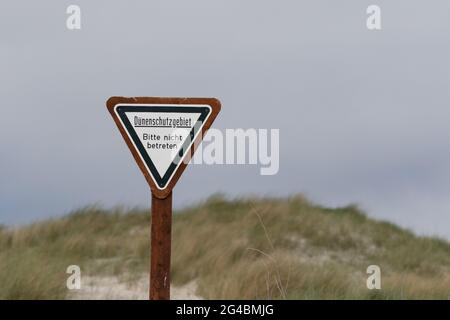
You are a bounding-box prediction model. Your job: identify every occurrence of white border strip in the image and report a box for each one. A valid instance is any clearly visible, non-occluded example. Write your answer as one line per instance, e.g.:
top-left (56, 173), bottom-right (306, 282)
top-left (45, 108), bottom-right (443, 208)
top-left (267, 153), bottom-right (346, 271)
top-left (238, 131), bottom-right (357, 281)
top-left (114, 103), bottom-right (212, 190)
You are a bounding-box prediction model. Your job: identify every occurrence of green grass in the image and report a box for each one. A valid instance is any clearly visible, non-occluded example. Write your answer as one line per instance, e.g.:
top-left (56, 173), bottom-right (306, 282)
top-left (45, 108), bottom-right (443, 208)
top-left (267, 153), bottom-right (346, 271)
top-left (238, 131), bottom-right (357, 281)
top-left (0, 194), bottom-right (449, 299)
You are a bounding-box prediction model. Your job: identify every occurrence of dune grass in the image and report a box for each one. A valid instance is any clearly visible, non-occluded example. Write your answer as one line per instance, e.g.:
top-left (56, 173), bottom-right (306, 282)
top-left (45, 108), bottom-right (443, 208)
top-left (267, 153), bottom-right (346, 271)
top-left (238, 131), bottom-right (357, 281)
top-left (0, 194), bottom-right (449, 299)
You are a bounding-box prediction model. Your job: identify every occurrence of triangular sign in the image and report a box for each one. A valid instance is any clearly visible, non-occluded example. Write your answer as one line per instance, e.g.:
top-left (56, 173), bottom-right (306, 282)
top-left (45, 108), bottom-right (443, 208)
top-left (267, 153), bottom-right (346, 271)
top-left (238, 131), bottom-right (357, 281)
top-left (115, 104), bottom-right (209, 189)
top-left (107, 97), bottom-right (221, 198)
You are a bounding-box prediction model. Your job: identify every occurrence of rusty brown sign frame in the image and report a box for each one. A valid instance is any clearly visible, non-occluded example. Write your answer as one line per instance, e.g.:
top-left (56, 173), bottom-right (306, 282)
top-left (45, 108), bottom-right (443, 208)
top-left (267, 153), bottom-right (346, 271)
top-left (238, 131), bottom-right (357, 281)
top-left (107, 96), bottom-right (221, 199)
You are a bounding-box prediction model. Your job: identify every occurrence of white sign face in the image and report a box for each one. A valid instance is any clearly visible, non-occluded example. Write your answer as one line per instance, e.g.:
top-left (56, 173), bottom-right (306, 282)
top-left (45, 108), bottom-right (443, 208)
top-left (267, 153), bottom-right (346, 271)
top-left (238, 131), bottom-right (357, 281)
top-left (114, 104), bottom-right (212, 190)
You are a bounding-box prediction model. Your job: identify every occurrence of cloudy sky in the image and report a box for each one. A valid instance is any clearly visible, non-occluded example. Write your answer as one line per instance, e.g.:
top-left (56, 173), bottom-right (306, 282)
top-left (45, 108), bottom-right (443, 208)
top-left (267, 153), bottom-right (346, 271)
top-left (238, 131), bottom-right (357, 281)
top-left (1, 1), bottom-right (450, 240)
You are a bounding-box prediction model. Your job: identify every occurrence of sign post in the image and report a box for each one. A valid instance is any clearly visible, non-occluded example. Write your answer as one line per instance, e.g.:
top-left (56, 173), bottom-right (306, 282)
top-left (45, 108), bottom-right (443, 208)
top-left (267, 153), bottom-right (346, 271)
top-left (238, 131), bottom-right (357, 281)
top-left (106, 97), bottom-right (221, 300)
top-left (150, 192), bottom-right (172, 300)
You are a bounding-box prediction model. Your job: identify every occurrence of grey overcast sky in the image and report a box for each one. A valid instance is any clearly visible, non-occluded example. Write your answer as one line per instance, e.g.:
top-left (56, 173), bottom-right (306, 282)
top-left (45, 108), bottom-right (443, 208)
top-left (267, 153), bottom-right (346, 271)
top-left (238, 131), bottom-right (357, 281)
top-left (1, 1), bottom-right (450, 240)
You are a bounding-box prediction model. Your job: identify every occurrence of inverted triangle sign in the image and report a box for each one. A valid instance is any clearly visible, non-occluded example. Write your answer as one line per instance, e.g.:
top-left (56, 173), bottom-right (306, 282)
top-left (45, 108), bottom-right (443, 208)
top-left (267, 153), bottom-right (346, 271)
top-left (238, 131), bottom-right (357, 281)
top-left (113, 103), bottom-right (211, 190)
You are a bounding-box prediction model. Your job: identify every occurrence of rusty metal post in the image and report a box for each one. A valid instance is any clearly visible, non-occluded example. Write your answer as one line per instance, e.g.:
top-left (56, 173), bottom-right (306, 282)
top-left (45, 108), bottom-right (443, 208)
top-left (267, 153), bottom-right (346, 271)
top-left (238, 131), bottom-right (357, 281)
top-left (150, 191), bottom-right (172, 300)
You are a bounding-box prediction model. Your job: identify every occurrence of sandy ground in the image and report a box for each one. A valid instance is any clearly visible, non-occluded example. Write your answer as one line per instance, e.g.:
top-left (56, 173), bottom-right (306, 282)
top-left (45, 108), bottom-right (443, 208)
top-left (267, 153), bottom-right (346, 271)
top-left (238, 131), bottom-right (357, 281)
top-left (67, 275), bottom-right (202, 300)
